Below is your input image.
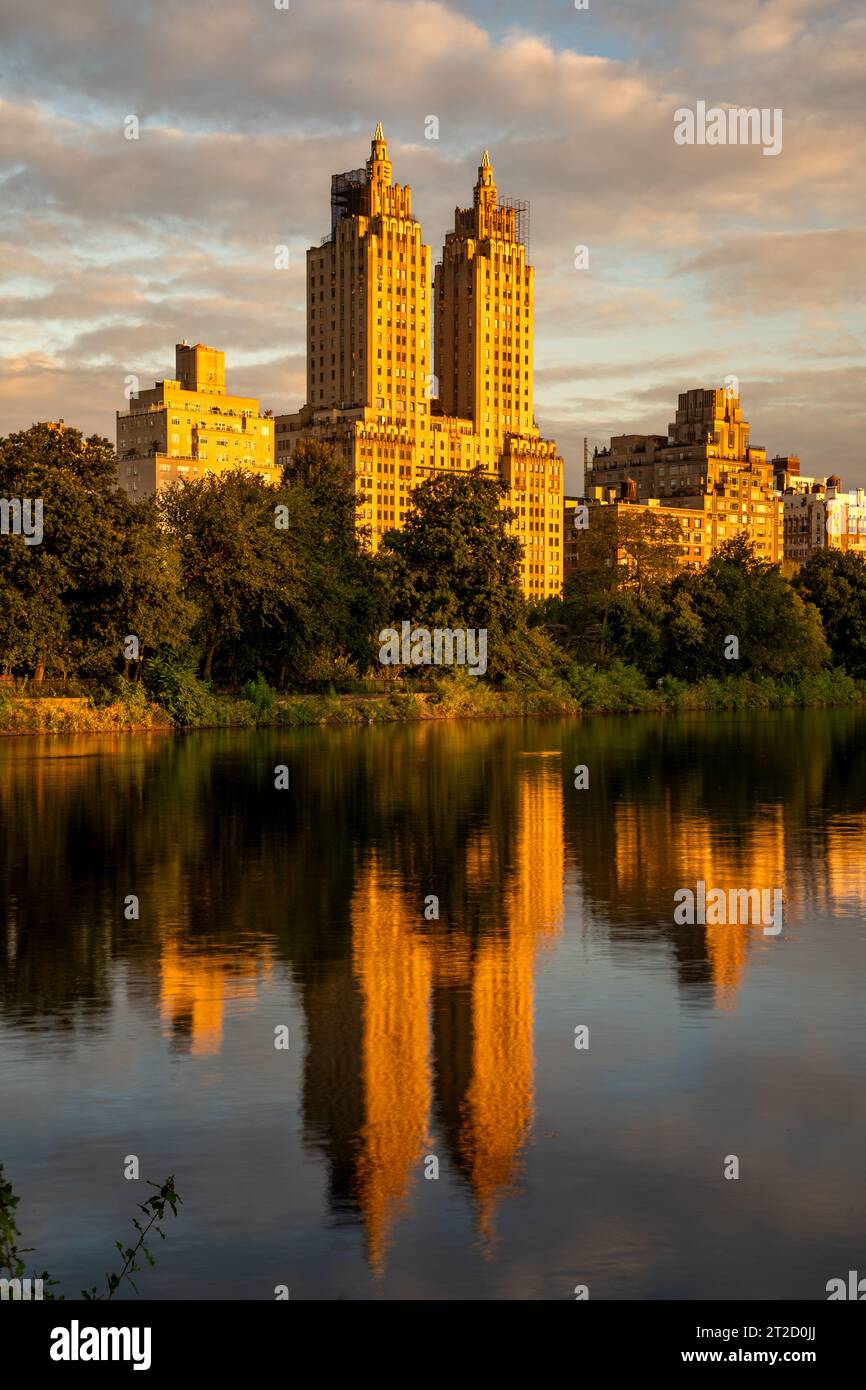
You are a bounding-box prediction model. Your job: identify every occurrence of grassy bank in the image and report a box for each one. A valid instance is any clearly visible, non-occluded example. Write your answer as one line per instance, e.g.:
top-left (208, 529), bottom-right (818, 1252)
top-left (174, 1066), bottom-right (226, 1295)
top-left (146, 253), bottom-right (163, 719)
top-left (2, 665), bottom-right (865, 736)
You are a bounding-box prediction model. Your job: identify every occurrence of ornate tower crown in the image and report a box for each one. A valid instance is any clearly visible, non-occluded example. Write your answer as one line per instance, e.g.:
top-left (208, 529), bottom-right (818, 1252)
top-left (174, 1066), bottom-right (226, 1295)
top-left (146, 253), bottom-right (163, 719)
top-left (474, 149), bottom-right (497, 225)
top-left (367, 121), bottom-right (392, 191)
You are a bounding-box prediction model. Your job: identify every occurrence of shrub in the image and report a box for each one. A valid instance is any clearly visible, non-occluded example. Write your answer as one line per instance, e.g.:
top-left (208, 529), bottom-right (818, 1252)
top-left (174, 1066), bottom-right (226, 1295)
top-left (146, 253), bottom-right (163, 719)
top-left (143, 656), bottom-right (218, 728)
top-left (430, 668), bottom-right (501, 717)
top-left (239, 674), bottom-right (278, 721)
top-left (566, 660), bottom-right (658, 713)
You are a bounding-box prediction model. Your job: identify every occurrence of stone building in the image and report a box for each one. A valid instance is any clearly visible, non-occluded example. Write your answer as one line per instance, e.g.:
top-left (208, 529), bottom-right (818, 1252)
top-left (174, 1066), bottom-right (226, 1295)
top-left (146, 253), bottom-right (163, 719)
top-left (116, 342), bottom-right (277, 499)
top-left (274, 128), bottom-right (563, 600)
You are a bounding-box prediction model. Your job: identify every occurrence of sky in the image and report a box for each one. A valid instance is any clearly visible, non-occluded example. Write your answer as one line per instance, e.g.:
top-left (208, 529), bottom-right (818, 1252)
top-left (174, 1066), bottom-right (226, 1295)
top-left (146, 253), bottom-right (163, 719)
top-left (0, 0), bottom-right (864, 494)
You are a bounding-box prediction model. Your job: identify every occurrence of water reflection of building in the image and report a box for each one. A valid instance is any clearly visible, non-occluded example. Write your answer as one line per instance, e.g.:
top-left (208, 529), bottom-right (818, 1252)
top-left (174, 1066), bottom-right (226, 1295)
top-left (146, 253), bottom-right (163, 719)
top-left (159, 939), bottom-right (274, 1056)
top-left (350, 860), bottom-right (433, 1274)
top-left (455, 771), bottom-right (563, 1238)
top-left (611, 799), bottom-right (789, 1010)
top-left (825, 815), bottom-right (866, 910)
top-left (303, 764), bottom-right (564, 1272)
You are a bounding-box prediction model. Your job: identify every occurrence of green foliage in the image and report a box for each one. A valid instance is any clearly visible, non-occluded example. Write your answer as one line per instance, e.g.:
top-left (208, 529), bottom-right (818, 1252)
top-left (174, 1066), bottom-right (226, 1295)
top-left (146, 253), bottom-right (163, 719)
top-left (378, 469), bottom-right (529, 682)
top-left (1, 1162), bottom-right (179, 1301)
top-left (794, 549), bottom-right (866, 677)
top-left (3, 423), bottom-right (866, 719)
top-left (240, 674), bottom-right (278, 719)
top-left (0, 423), bottom-right (190, 683)
top-left (144, 655), bottom-right (218, 727)
top-left (662, 536), bottom-right (829, 680)
top-left (92, 676), bottom-right (152, 717)
top-left (555, 532), bottom-right (829, 685)
top-left (158, 449), bottom-right (387, 689)
top-left (82, 1178), bottom-right (181, 1301)
top-left (0, 1161), bottom-right (58, 1300)
top-left (555, 506), bottom-right (685, 667)
top-left (159, 470), bottom-right (303, 684)
top-left (677, 668), bottom-right (864, 711)
top-left (566, 660), bottom-right (661, 713)
top-left (431, 668), bottom-right (501, 716)
top-left (286, 440), bottom-right (387, 679)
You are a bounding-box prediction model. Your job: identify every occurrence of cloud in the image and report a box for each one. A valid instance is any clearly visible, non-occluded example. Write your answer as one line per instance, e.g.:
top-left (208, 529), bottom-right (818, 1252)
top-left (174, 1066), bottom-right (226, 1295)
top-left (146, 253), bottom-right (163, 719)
top-left (0, 0), bottom-right (862, 485)
top-left (680, 229), bottom-right (866, 313)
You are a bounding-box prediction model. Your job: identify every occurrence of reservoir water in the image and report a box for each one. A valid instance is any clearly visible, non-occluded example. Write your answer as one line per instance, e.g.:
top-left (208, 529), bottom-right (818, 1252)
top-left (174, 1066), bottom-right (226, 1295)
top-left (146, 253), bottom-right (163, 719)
top-left (1, 710), bottom-right (864, 1299)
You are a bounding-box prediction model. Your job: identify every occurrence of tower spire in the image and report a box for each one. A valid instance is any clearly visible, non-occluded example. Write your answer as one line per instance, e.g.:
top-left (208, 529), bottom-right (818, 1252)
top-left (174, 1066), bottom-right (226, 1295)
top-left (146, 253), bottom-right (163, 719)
top-left (476, 149), bottom-right (495, 193)
top-left (367, 121), bottom-right (393, 203)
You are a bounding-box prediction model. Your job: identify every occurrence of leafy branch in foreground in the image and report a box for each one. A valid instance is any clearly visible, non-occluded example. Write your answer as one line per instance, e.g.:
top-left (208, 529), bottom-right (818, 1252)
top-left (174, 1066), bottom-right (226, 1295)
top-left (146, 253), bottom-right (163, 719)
top-left (0, 1162), bottom-right (181, 1301)
top-left (83, 1177), bottom-right (181, 1300)
top-left (0, 1161), bottom-right (58, 1298)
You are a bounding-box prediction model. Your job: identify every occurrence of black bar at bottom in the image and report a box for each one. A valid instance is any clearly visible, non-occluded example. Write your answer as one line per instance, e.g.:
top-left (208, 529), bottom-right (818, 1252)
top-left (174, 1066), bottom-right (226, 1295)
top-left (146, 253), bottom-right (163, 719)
top-left (2, 1298), bottom-right (860, 1376)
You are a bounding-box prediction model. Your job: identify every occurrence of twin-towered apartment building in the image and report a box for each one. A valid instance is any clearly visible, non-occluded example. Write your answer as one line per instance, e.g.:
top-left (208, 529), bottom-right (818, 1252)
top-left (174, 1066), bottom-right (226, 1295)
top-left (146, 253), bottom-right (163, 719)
top-left (118, 126), bottom-right (562, 599)
top-left (116, 125), bottom-right (861, 589)
top-left (275, 126), bottom-right (563, 598)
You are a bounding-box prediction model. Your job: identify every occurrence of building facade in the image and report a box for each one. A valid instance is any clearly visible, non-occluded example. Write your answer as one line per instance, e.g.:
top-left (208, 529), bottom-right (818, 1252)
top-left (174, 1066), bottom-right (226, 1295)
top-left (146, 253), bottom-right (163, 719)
top-left (580, 387), bottom-right (784, 569)
top-left (564, 490), bottom-right (711, 584)
top-left (274, 129), bottom-right (563, 600)
top-left (781, 482), bottom-right (866, 566)
top-left (117, 342), bottom-right (278, 499)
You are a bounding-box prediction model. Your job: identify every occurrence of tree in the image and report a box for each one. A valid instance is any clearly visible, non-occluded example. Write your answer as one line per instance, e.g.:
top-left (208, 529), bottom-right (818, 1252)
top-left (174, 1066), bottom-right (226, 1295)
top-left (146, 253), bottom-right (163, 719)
top-left (377, 469), bottom-right (528, 681)
top-left (160, 470), bottom-right (307, 682)
top-left (557, 505), bottom-right (683, 666)
top-left (793, 549), bottom-right (866, 676)
top-left (283, 440), bottom-right (386, 679)
top-left (663, 535), bottom-right (829, 680)
top-left (615, 506), bottom-right (685, 598)
top-left (114, 499), bottom-right (196, 680)
top-left (0, 422), bottom-right (182, 683)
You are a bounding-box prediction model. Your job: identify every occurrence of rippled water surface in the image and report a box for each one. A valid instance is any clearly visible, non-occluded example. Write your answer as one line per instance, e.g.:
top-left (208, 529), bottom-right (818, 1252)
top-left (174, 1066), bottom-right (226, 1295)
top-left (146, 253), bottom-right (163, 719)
top-left (1, 710), bottom-right (864, 1299)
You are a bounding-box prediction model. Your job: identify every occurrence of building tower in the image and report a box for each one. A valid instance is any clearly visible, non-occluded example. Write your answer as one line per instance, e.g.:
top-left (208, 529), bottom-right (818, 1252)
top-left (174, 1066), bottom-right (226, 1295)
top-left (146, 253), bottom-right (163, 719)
top-left (434, 151), bottom-right (534, 438)
top-left (275, 132), bottom-right (564, 597)
top-left (305, 123), bottom-right (430, 428)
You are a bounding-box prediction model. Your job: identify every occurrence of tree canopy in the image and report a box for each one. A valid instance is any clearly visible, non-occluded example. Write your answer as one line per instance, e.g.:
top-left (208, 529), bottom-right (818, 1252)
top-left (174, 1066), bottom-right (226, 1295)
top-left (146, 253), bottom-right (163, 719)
top-left (793, 549), bottom-right (866, 678)
top-left (2, 423), bottom-right (864, 698)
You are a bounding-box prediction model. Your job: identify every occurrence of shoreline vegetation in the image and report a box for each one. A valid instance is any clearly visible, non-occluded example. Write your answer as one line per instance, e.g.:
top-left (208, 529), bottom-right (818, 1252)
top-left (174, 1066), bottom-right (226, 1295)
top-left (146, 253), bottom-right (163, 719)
top-left (5, 423), bottom-right (866, 737)
top-left (2, 666), bottom-right (865, 736)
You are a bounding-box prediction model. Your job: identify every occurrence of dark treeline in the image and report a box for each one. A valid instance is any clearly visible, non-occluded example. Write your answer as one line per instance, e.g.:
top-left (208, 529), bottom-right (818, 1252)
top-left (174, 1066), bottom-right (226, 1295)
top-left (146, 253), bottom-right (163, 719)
top-left (3, 421), bottom-right (866, 709)
top-left (542, 505), bottom-right (866, 688)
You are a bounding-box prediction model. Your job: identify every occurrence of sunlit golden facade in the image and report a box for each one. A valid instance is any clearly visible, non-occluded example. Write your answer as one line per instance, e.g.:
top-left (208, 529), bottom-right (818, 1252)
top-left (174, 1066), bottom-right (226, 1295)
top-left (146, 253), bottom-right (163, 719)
top-left (567, 491), bottom-right (712, 582)
top-left (274, 129), bottom-right (564, 599)
top-left (583, 387), bottom-right (784, 569)
top-left (781, 481), bottom-right (866, 566)
top-left (117, 341), bottom-right (278, 499)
